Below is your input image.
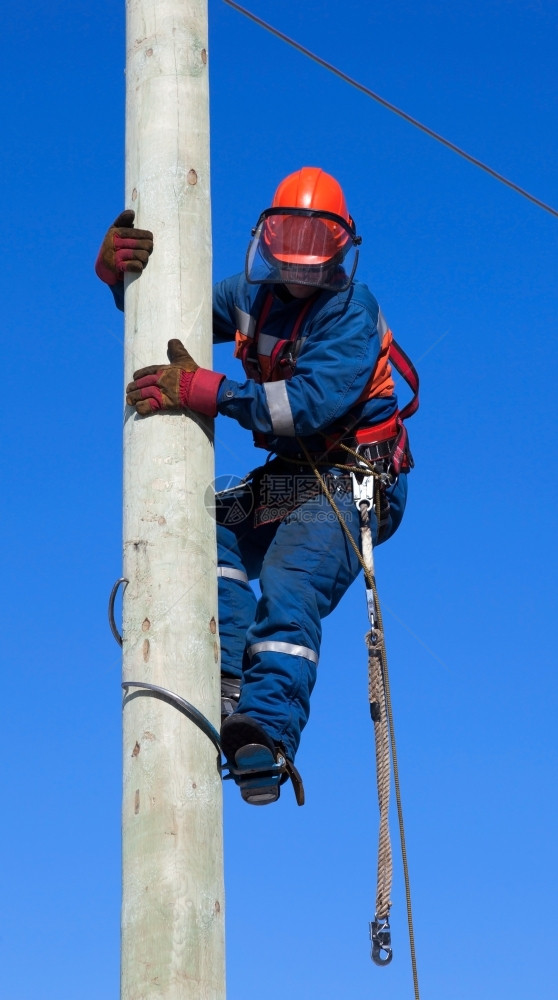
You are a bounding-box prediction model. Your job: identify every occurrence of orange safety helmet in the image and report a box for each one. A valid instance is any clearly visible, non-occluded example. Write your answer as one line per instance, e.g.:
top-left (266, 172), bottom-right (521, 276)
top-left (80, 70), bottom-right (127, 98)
top-left (246, 168), bottom-right (360, 291)
top-left (273, 167), bottom-right (352, 223)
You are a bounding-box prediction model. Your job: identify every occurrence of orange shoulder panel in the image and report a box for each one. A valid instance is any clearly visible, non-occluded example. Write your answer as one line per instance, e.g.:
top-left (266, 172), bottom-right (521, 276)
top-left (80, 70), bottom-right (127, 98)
top-left (357, 326), bottom-right (395, 403)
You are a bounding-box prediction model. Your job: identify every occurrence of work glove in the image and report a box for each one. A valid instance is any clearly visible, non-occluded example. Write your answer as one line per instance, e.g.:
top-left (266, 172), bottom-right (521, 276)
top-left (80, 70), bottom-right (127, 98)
top-left (95, 210), bottom-right (153, 286)
top-left (126, 339), bottom-right (225, 417)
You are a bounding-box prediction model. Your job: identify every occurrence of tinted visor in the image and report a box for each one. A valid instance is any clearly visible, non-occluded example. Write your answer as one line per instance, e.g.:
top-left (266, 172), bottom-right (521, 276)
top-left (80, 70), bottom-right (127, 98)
top-left (245, 208), bottom-right (360, 292)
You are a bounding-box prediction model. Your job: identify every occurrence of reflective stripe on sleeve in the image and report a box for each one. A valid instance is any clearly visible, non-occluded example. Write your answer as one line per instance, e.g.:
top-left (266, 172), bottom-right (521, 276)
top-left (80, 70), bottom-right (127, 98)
top-left (247, 640), bottom-right (318, 664)
top-left (235, 307), bottom-right (257, 338)
top-left (217, 567), bottom-right (249, 583)
top-left (258, 333), bottom-right (280, 357)
top-left (263, 381), bottom-right (296, 437)
top-left (377, 308), bottom-right (388, 338)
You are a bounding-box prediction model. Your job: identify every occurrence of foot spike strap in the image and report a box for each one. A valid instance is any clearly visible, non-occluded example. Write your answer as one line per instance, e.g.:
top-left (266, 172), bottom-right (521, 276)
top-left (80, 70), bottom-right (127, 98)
top-left (224, 744), bottom-right (305, 806)
top-left (282, 756), bottom-right (305, 806)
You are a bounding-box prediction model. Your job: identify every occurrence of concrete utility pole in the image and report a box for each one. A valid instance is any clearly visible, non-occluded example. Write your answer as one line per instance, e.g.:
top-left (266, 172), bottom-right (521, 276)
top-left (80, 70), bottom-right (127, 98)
top-left (121, 2), bottom-right (225, 998)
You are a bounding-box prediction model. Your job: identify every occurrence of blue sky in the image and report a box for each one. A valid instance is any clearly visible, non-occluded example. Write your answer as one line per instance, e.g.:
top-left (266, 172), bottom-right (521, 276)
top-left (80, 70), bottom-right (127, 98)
top-left (2, 1), bottom-right (557, 998)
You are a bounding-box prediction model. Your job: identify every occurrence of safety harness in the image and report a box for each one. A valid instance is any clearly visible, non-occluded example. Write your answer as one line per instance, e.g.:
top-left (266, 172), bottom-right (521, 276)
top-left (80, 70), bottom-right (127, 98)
top-left (234, 288), bottom-right (419, 473)
top-left (234, 288), bottom-right (317, 383)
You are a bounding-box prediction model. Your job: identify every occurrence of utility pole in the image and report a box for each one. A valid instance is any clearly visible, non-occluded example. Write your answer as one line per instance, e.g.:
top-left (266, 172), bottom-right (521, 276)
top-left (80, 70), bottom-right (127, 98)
top-left (121, 2), bottom-right (225, 998)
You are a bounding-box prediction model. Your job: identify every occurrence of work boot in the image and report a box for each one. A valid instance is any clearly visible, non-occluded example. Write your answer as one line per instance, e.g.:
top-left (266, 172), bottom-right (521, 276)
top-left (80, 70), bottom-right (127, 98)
top-left (220, 713), bottom-right (284, 806)
top-left (221, 675), bottom-right (241, 722)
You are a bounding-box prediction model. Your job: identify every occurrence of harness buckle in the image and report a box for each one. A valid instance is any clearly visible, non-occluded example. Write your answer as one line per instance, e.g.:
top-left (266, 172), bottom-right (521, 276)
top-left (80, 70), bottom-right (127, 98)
top-left (358, 444), bottom-right (396, 486)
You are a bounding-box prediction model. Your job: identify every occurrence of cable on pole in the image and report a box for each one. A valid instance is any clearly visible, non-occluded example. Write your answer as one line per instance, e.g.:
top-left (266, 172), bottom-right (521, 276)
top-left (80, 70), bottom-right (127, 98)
top-left (108, 577), bottom-right (128, 646)
top-left (223, 0), bottom-right (558, 220)
top-left (122, 680), bottom-right (223, 756)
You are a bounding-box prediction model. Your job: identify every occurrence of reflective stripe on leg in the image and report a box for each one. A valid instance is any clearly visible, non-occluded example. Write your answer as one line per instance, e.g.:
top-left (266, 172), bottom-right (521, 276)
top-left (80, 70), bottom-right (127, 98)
top-left (247, 640), bottom-right (318, 664)
top-left (217, 566), bottom-right (249, 582)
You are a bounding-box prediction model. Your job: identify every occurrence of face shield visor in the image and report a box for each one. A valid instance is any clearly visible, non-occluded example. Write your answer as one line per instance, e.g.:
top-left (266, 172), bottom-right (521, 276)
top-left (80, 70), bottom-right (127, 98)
top-left (245, 208), bottom-right (361, 292)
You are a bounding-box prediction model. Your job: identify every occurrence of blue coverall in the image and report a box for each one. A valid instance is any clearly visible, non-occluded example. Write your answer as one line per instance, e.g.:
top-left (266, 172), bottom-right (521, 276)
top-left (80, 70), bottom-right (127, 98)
top-left (211, 274), bottom-right (408, 761)
top-left (114, 272), bottom-right (408, 760)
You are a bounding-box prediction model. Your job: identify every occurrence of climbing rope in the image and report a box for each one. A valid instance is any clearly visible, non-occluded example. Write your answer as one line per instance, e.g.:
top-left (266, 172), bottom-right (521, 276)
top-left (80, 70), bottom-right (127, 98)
top-left (362, 507), bottom-right (393, 925)
top-left (297, 440), bottom-right (421, 999)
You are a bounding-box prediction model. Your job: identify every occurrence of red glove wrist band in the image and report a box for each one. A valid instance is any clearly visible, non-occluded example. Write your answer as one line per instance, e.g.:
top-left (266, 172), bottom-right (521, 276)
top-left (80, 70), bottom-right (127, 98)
top-left (181, 368), bottom-right (225, 417)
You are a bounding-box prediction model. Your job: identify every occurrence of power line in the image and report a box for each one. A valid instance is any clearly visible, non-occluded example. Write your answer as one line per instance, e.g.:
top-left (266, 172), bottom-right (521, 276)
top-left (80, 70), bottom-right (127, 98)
top-left (223, 0), bottom-right (558, 220)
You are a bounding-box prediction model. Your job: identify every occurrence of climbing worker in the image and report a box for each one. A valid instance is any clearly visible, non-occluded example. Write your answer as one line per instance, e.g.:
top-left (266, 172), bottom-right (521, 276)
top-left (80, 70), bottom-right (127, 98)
top-left (96, 166), bottom-right (417, 806)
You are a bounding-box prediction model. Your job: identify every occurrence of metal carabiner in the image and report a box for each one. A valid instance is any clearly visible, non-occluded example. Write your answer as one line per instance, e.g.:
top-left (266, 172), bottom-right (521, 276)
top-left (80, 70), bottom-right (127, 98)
top-left (370, 918), bottom-right (393, 966)
top-left (350, 467), bottom-right (375, 514)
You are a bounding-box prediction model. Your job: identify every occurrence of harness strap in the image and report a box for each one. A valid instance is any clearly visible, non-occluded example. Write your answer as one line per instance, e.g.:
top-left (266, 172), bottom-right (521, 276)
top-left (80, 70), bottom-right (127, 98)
top-left (256, 291), bottom-right (274, 338)
top-left (234, 291), bottom-right (274, 374)
top-left (321, 332), bottom-right (419, 475)
top-left (236, 291), bottom-right (317, 384)
top-left (341, 338), bottom-right (420, 475)
top-left (389, 338), bottom-right (419, 421)
top-left (238, 294), bottom-right (419, 473)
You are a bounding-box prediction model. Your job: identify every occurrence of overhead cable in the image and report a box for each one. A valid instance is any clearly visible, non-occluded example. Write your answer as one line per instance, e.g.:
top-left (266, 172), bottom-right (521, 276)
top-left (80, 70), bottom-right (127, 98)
top-left (223, 0), bottom-right (558, 220)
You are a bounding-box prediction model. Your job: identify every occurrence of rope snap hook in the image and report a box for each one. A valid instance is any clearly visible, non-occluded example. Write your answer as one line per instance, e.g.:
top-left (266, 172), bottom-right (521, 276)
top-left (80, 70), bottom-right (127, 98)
top-left (370, 917), bottom-right (393, 966)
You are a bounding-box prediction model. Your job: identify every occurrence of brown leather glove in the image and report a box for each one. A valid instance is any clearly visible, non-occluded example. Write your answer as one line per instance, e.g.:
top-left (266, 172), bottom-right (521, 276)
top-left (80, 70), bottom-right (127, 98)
top-left (95, 210), bottom-right (153, 286)
top-left (126, 340), bottom-right (225, 418)
top-left (126, 339), bottom-right (199, 415)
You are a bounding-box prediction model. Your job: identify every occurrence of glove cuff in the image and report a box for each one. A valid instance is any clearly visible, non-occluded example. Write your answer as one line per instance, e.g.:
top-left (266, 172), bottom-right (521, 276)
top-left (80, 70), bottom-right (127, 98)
top-left (95, 248), bottom-right (121, 287)
top-left (182, 368), bottom-right (225, 417)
